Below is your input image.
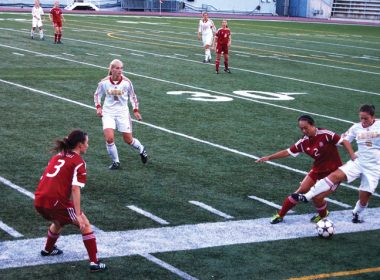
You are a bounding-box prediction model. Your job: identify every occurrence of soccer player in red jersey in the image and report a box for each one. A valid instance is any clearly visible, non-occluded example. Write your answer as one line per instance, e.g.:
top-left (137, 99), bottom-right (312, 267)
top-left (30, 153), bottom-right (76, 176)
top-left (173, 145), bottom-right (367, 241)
top-left (212, 19), bottom-right (231, 74)
top-left (49, 0), bottom-right (64, 44)
top-left (34, 130), bottom-right (107, 272)
top-left (256, 115), bottom-right (356, 224)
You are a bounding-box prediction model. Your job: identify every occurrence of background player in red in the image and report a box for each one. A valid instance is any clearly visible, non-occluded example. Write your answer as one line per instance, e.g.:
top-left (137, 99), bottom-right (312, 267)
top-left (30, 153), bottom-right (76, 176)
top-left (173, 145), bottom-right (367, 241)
top-left (256, 115), bottom-right (356, 224)
top-left (34, 129), bottom-right (107, 272)
top-left (212, 19), bottom-right (231, 74)
top-left (49, 0), bottom-right (64, 44)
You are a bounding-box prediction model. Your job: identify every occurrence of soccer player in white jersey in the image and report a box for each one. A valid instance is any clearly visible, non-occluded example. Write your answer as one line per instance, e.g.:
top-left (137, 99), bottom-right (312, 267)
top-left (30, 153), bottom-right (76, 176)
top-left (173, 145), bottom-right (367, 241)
top-left (294, 105), bottom-right (380, 223)
top-left (31, 0), bottom-right (44, 40)
top-left (197, 12), bottom-right (216, 63)
top-left (94, 59), bottom-right (148, 170)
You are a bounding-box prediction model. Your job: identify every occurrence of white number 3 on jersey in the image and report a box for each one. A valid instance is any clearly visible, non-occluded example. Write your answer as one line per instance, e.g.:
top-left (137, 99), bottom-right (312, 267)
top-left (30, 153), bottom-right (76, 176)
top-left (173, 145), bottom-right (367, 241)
top-left (46, 159), bottom-right (65, 177)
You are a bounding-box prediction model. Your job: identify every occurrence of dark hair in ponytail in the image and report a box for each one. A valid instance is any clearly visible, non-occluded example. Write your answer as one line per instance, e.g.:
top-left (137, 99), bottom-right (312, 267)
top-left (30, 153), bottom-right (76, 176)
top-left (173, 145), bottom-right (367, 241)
top-left (297, 115), bottom-right (315, 126)
top-left (51, 129), bottom-right (87, 155)
top-left (359, 104), bottom-right (375, 116)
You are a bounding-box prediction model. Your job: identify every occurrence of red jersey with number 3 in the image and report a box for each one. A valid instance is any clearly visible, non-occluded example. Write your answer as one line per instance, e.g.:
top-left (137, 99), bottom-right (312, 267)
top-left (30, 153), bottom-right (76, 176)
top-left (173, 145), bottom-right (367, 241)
top-left (216, 28), bottom-right (231, 46)
top-left (287, 128), bottom-right (343, 173)
top-left (34, 152), bottom-right (86, 209)
top-left (50, 7), bottom-right (62, 23)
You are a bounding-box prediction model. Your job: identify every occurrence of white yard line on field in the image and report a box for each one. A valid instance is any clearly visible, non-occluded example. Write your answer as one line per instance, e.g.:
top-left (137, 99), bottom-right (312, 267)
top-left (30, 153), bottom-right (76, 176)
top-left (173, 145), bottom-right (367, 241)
top-left (189, 201), bottom-right (234, 219)
top-left (127, 205), bottom-right (170, 225)
top-left (1, 207), bottom-right (380, 270)
top-left (1, 79), bottom-right (378, 199)
top-left (0, 221), bottom-right (23, 238)
top-left (140, 253), bottom-right (199, 280)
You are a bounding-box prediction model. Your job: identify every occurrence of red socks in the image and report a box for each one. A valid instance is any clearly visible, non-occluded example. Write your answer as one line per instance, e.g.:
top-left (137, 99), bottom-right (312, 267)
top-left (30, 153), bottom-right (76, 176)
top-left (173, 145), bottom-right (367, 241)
top-left (82, 232), bottom-right (98, 263)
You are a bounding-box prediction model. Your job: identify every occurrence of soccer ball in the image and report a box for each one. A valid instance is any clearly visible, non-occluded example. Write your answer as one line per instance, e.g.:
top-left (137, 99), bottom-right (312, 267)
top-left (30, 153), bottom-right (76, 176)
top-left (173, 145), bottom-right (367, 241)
top-left (315, 218), bottom-right (335, 238)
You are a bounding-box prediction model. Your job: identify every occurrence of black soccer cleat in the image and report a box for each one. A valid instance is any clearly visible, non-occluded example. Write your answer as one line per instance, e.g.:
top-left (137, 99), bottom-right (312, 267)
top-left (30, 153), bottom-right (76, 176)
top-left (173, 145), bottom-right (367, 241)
top-left (216, 70), bottom-right (219, 74)
top-left (140, 148), bottom-right (148, 164)
top-left (291, 193), bottom-right (309, 203)
top-left (109, 162), bottom-right (120, 170)
top-left (224, 68), bottom-right (231, 74)
top-left (90, 262), bottom-right (107, 272)
top-left (352, 212), bottom-right (363, 223)
top-left (208, 58), bottom-right (212, 63)
top-left (41, 246), bottom-right (63, 256)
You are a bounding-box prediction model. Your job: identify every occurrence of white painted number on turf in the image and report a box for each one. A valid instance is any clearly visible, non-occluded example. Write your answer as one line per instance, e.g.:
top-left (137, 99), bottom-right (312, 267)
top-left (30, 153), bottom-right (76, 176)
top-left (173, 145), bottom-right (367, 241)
top-left (233, 90), bottom-right (296, 100)
top-left (167, 91), bottom-right (233, 102)
top-left (167, 90), bottom-right (306, 102)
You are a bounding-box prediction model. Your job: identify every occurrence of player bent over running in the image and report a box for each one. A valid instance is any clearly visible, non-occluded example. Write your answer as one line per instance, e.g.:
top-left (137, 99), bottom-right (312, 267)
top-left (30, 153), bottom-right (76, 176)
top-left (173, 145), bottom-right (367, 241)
top-left (293, 105), bottom-right (380, 224)
top-left (256, 115), bottom-right (356, 224)
top-left (34, 130), bottom-right (107, 272)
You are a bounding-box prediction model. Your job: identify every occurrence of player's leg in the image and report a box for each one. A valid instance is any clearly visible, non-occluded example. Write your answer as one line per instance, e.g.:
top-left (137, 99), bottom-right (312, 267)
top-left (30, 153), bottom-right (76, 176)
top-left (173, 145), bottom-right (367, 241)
top-left (352, 170), bottom-right (379, 223)
top-left (31, 23), bottom-right (36, 39)
top-left (215, 52), bottom-right (221, 74)
top-left (79, 213), bottom-right (107, 271)
top-left (103, 115), bottom-right (120, 169)
top-left (271, 175), bottom-right (315, 224)
top-left (38, 22), bottom-right (44, 40)
top-left (54, 25), bottom-right (58, 43)
top-left (41, 222), bottom-right (63, 255)
top-left (118, 114), bottom-right (148, 164)
top-left (57, 26), bottom-right (62, 43)
top-left (204, 45), bottom-right (211, 63)
top-left (310, 189), bottom-right (334, 223)
top-left (223, 54), bottom-right (231, 73)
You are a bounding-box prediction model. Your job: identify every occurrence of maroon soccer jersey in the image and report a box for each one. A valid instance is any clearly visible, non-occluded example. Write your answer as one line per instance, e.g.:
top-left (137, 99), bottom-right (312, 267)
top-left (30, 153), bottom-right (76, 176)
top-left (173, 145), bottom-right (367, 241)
top-left (216, 28), bottom-right (231, 46)
top-left (50, 7), bottom-right (62, 23)
top-left (35, 152), bottom-right (86, 209)
top-left (287, 128), bottom-right (343, 174)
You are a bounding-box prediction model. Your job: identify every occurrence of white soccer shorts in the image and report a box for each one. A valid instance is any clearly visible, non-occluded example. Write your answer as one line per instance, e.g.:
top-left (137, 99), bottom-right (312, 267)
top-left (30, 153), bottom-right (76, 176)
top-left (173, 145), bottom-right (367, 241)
top-left (339, 159), bottom-right (380, 194)
top-left (32, 19), bottom-right (43, 28)
top-left (102, 112), bottom-right (132, 133)
top-left (202, 34), bottom-right (213, 47)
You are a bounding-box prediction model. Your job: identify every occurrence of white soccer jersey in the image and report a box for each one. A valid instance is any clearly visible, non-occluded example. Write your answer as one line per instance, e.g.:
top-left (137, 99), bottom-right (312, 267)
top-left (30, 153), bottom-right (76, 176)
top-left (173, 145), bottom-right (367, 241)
top-left (198, 19), bottom-right (215, 37)
top-left (94, 75), bottom-right (139, 114)
top-left (342, 119), bottom-right (380, 167)
top-left (32, 6), bottom-right (44, 20)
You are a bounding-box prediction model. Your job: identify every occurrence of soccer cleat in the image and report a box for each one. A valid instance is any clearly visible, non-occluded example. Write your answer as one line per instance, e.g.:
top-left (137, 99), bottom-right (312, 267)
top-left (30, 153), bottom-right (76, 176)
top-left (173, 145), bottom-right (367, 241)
top-left (270, 213), bottom-right (283, 224)
top-left (140, 148), bottom-right (148, 164)
top-left (216, 70), bottom-right (219, 74)
top-left (291, 193), bottom-right (309, 203)
top-left (310, 210), bottom-right (329, 223)
top-left (57, 41), bottom-right (63, 44)
top-left (41, 37), bottom-right (44, 41)
top-left (41, 246), bottom-right (63, 256)
top-left (203, 59), bottom-right (207, 63)
top-left (109, 162), bottom-right (120, 170)
top-left (352, 212), bottom-right (363, 223)
top-left (224, 68), bottom-right (231, 74)
top-left (208, 58), bottom-right (212, 63)
top-left (90, 262), bottom-right (107, 272)
top-left (31, 35), bottom-right (34, 39)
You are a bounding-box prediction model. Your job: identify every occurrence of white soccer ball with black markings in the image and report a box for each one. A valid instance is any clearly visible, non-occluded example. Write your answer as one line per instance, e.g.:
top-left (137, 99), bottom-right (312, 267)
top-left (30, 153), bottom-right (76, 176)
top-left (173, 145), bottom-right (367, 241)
top-left (316, 218), bottom-right (335, 238)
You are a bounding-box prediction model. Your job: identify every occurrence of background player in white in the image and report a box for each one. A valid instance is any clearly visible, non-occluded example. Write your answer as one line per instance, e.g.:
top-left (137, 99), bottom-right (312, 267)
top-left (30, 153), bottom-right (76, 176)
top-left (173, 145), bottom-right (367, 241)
top-left (295, 105), bottom-right (380, 223)
top-left (31, 0), bottom-right (44, 40)
top-left (197, 12), bottom-right (216, 63)
top-left (94, 59), bottom-right (148, 170)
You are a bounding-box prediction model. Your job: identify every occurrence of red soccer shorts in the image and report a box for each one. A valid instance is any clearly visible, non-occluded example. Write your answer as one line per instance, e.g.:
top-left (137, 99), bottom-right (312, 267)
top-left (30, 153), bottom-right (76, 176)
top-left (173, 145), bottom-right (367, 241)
top-left (216, 44), bottom-right (229, 54)
top-left (53, 21), bottom-right (62, 28)
top-left (35, 206), bottom-right (78, 227)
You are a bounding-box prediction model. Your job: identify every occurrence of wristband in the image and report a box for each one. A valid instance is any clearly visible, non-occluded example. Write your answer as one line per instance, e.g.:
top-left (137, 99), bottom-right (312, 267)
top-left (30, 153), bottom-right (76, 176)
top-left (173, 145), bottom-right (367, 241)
top-left (133, 109), bottom-right (139, 113)
top-left (96, 104), bottom-right (101, 109)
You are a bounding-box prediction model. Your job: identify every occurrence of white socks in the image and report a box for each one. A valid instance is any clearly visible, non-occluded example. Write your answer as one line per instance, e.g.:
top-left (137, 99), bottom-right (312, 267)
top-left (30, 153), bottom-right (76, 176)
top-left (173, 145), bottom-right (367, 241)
top-left (304, 178), bottom-right (334, 201)
top-left (353, 200), bottom-right (368, 214)
top-left (205, 49), bottom-right (211, 61)
top-left (106, 143), bottom-right (119, 163)
top-left (130, 138), bottom-right (144, 154)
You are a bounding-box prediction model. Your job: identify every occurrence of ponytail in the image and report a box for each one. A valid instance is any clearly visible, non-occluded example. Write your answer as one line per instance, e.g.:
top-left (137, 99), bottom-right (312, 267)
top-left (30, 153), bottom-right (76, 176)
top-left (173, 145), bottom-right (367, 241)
top-left (51, 129), bottom-right (87, 155)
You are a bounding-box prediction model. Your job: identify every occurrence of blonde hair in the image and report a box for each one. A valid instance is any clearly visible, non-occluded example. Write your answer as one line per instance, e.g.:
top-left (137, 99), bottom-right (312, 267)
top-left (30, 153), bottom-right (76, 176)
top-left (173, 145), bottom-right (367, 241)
top-left (108, 59), bottom-right (123, 75)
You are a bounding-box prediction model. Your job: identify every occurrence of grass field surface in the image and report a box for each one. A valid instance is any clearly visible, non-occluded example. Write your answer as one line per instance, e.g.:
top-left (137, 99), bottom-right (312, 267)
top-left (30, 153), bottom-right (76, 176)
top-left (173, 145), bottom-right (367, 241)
top-left (0, 12), bottom-right (380, 279)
